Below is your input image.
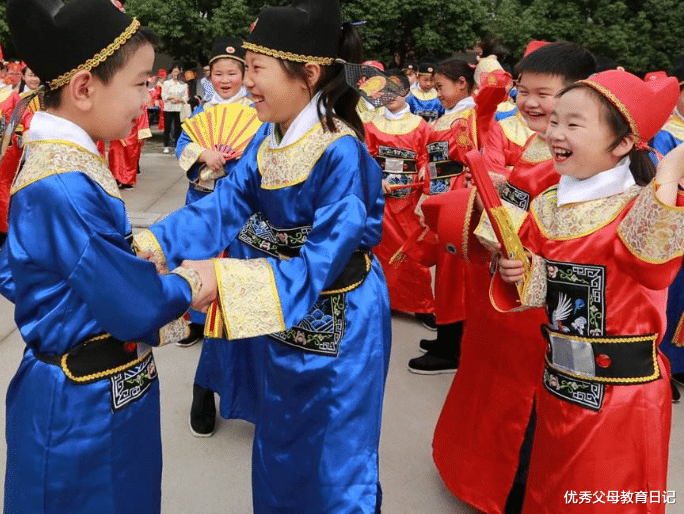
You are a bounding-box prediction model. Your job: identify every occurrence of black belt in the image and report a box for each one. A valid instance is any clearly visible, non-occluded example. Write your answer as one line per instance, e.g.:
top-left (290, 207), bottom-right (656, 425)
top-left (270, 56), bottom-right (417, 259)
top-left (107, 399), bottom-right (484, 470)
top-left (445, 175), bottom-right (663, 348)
top-left (430, 160), bottom-right (464, 179)
top-left (33, 334), bottom-right (145, 384)
top-left (321, 249), bottom-right (372, 295)
top-left (542, 326), bottom-right (660, 384)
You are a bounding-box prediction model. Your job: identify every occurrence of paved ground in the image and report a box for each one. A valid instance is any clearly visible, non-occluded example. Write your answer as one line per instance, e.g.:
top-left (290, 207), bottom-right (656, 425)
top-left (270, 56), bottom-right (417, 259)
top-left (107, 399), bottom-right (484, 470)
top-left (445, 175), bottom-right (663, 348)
top-left (0, 133), bottom-right (681, 512)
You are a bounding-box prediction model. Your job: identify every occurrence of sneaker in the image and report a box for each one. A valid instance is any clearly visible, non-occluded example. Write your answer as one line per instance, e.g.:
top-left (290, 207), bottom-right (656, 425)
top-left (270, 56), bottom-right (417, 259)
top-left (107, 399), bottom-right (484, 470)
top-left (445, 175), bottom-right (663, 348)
top-left (672, 378), bottom-right (681, 404)
top-left (418, 338), bottom-right (438, 354)
top-left (415, 312), bottom-right (437, 331)
top-left (176, 322), bottom-right (204, 347)
top-left (189, 384), bottom-right (216, 437)
top-left (408, 353), bottom-right (458, 375)
top-left (672, 372), bottom-right (684, 387)
top-left (162, 147), bottom-right (170, 154)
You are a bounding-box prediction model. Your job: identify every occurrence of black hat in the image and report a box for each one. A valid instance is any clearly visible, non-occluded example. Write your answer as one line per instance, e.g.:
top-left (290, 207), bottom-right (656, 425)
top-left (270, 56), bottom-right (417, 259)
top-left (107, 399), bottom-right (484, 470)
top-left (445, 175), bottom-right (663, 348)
top-left (7, 0), bottom-right (141, 90)
top-left (244, 0), bottom-right (341, 65)
top-left (418, 62), bottom-right (436, 75)
top-left (403, 60), bottom-right (418, 72)
top-left (209, 37), bottom-right (245, 65)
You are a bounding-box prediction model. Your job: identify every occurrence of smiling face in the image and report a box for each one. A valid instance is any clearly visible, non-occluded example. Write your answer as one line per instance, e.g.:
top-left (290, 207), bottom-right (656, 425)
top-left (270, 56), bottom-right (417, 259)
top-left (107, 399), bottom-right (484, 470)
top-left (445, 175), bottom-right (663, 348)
top-left (22, 67), bottom-right (41, 91)
top-left (546, 87), bottom-right (631, 180)
top-left (90, 43), bottom-right (154, 141)
top-left (434, 73), bottom-right (468, 110)
top-left (210, 58), bottom-right (244, 100)
top-left (515, 72), bottom-right (566, 133)
top-left (243, 51), bottom-right (311, 133)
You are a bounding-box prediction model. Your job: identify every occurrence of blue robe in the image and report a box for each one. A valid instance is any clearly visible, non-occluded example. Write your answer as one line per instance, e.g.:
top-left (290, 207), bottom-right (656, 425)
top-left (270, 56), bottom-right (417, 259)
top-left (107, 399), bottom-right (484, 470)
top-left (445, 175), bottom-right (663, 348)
top-left (651, 112), bottom-right (684, 373)
top-left (139, 119), bottom-right (391, 513)
top-left (406, 89), bottom-right (444, 122)
top-left (0, 137), bottom-right (193, 513)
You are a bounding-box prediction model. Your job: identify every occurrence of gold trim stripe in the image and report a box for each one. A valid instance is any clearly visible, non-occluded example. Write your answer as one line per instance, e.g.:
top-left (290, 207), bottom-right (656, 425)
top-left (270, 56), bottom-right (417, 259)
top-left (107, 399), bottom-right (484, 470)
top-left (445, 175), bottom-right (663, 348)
top-left (48, 19), bottom-right (141, 90)
top-left (578, 79), bottom-right (640, 140)
top-left (243, 42), bottom-right (334, 65)
top-left (209, 54), bottom-right (245, 65)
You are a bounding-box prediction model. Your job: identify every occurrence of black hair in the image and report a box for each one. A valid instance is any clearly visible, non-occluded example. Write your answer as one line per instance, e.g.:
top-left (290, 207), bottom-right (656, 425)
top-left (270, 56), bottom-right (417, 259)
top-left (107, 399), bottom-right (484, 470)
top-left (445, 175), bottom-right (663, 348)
top-left (434, 58), bottom-right (475, 93)
top-left (209, 57), bottom-right (245, 76)
top-left (478, 37), bottom-right (509, 63)
top-left (515, 41), bottom-right (596, 85)
top-left (559, 83), bottom-right (655, 186)
top-left (278, 22), bottom-right (364, 139)
top-left (167, 61), bottom-right (183, 79)
top-left (43, 26), bottom-right (158, 109)
top-left (594, 54), bottom-right (618, 73)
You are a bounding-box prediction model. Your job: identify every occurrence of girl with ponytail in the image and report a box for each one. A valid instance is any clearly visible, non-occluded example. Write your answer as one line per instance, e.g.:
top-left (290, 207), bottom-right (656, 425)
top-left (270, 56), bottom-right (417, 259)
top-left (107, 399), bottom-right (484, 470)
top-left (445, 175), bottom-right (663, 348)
top-left (134, 1), bottom-right (390, 512)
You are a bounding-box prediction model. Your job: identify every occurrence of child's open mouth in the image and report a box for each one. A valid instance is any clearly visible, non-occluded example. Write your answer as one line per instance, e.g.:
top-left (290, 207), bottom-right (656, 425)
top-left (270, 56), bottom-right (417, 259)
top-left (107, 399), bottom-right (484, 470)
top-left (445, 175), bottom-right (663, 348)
top-left (553, 147), bottom-right (572, 162)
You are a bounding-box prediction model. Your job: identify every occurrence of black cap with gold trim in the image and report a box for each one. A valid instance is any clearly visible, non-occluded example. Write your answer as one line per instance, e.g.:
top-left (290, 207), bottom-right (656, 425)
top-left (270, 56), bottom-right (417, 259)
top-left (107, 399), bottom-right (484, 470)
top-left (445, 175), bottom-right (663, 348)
top-left (209, 37), bottom-right (246, 65)
top-left (7, 0), bottom-right (141, 90)
top-left (418, 62), bottom-right (436, 75)
top-left (244, 0), bottom-right (341, 65)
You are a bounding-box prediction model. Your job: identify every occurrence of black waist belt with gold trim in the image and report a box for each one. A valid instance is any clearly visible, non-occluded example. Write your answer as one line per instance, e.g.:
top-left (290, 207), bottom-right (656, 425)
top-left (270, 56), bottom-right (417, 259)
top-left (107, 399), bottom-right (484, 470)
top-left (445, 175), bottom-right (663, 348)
top-left (33, 334), bottom-right (146, 384)
top-left (321, 249), bottom-right (372, 295)
top-left (542, 326), bottom-right (659, 384)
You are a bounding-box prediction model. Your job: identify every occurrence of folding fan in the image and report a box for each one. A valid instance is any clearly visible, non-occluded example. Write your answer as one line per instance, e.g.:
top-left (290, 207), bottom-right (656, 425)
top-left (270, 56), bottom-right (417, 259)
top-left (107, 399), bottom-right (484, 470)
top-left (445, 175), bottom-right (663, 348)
top-left (181, 103), bottom-right (260, 161)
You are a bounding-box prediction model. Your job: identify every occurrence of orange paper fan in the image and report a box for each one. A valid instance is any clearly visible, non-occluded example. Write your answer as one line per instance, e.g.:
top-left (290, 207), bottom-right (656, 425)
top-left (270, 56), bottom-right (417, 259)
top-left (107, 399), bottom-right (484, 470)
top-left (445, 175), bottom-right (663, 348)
top-left (181, 103), bottom-right (261, 159)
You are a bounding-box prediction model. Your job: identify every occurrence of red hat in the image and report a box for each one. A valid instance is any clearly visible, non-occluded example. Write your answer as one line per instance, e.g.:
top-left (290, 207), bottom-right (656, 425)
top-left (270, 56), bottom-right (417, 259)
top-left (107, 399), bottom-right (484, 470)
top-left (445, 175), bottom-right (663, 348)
top-left (184, 70), bottom-right (196, 81)
top-left (157, 68), bottom-right (167, 78)
top-left (578, 69), bottom-right (679, 143)
top-left (362, 60), bottom-right (384, 72)
top-left (522, 40), bottom-right (549, 57)
top-left (421, 188), bottom-right (477, 259)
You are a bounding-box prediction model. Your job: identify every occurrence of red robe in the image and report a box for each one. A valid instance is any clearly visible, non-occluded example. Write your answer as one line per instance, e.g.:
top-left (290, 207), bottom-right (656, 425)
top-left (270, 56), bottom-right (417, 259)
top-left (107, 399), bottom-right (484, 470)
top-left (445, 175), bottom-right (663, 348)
top-left (432, 152), bottom-right (559, 513)
top-left (515, 182), bottom-right (680, 514)
top-left (108, 111), bottom-right (152, 186)
top-left (0, 90), bottom-right (38, 234)
top-left (365, 110), bottom-right (434, 314)
top-left (482, 111), bottom-right (534, 176)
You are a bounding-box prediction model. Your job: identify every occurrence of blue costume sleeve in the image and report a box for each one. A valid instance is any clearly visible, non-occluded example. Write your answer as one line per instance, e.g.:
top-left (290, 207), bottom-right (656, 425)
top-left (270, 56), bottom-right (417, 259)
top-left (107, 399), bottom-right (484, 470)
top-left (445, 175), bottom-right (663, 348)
top-left (0, 243), bottom-right (16, 303)
top-left (650, 130), bottom-right (679, 162)
top-left (11, 173), bottom-right (192, 342)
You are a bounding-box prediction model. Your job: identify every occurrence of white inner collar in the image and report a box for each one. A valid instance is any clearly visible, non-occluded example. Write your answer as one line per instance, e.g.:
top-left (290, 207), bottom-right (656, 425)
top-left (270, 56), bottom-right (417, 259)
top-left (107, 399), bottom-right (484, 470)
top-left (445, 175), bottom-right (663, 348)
top-left (27, 111), bottom-right (100, 156)
top-left (444, 95), bottom-right (475, 115)
top-left (383, 104), bottom-right (410, 120)
top-left (556, 156), bottom-right (635, 206)
top-left (207, 86), bottom-right (247, 107)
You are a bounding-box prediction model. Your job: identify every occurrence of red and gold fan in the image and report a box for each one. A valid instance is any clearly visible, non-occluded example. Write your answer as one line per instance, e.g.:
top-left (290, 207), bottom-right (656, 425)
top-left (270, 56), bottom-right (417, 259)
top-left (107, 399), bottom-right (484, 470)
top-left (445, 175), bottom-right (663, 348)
top-left (181, 103), bottom-right (260, 161)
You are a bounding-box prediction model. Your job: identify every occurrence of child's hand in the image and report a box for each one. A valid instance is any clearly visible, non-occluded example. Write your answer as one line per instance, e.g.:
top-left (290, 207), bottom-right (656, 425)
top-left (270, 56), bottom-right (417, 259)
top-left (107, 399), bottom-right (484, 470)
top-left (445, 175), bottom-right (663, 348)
top-left (655, 143), bottom-right (684, 205)
top-left (199, 150), bottom-right (227, 172)
top-left (381, 179), bottom-right (391, 195)
top-left (137, 250), bottom-right (165, 274)
top-left (181, 259), bottom-right (218, 312)
top-left (498, 256), bottom-right (525, 283)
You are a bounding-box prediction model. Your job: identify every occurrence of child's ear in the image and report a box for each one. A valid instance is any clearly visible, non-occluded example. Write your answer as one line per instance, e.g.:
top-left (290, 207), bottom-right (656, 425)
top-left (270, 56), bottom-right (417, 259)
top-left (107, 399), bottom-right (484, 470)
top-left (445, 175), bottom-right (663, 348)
top-left (68, 70), bottom-right (96, 112)
top-left (611, 135), bottom-right (635, 158)
top-left (303, 62), bottom-right (322, 91)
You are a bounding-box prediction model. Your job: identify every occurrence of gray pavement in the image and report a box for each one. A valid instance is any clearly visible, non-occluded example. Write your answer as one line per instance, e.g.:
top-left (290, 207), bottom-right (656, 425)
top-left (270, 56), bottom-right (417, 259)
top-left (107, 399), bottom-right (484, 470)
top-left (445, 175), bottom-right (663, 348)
top-left (0, 140), bottom-right (682, 512)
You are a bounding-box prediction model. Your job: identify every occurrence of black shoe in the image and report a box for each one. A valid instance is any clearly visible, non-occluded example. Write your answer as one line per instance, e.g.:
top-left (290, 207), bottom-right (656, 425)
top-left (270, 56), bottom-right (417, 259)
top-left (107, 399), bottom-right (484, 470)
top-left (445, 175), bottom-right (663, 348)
top-left (189, 384), bottom-right (216, 437)
top-left (672, 378), bottom-right (681, 404)
top-left (415, 312), bottom-right (437, 331)
top-left (176, 322), bottom-right (204, 347)
top-left (118, 182), bottom-right (133, 190)
top-left (673, 372), bottom-right (684, 387)
top-left (418, 338), bottom-right (438, 354)
top-left (408, 353), bottom-right (458, 375)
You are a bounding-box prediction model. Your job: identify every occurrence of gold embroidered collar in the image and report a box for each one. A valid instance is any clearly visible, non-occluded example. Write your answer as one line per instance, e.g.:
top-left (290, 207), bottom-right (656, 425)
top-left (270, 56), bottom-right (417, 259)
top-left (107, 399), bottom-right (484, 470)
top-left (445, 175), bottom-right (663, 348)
top-left (500, 112), bottom-right (534, 147)
top-left (432, 108), bottom-right (474, 131)
top-left (411, 88), bottom-right (438, 101)
top-left (521, 133), bottom-right (552, 164)
top-left (531, 185), bottom-right (641, 240)
top-left (12, 140), bottom-right (120, 199)
top-left (258, 119), bottom-right (356, 190)
top-left (370, 113), bottom-right (422, 135)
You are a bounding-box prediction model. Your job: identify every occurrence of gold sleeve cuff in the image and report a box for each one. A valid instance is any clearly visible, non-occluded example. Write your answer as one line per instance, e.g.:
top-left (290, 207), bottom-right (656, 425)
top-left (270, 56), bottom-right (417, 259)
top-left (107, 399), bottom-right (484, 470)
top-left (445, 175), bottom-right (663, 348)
top-left (474, 201), bottom-right (528, 253)
top-left (178, 142), bottom-right (205, 172)
top-left (214, 258), bottom-right (286, 340)
top-left (519, 253), bottom-right (547, 308)
top-left (132, 229), bottom-right (168, 273)
top-left (158, 318), bottom-right (190, 347)
top-left (171, 266), bottom-right (202, 302)
top-left (138, 128), bottom-right (152, 140)
top-left (618, 181), bottom-right (684, 264)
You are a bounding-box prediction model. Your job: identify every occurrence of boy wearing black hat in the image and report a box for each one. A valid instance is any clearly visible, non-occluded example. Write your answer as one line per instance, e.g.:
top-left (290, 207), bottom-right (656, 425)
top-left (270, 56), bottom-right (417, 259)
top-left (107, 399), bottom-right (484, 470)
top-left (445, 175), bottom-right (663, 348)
top-left (0, 0), bottom-right (203, 512)
top-left (406, 60), bottom-right (444, 122)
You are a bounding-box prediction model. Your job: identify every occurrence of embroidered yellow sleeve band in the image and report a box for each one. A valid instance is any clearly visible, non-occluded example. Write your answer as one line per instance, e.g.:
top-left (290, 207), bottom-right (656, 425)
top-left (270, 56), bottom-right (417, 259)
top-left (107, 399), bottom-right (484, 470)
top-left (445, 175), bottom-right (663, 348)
top-left (158, 318), bottom-right (191, 347)
top-left (618, 181), bottom-right (684, 264)
top-left (132, 229), bottom-right (168, 273)
top-left (171, 266), bottom-right (202, 301)
top-left (214, 258), bottom-right (285, 340)
top-left (520, 253), bottom-right (547, 308)
top-left (178, 142), bottom-right (206, 172)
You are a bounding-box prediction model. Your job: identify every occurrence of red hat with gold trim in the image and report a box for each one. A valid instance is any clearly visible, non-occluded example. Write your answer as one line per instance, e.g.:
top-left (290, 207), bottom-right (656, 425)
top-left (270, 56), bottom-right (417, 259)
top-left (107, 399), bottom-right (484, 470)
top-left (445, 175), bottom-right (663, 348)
top-left (421, 188), bottom-right (478, 259)
top-left (578, 69), bottom-right (679, 143)
top-left (522, 40), bottom-right (549, 57)
top-left (244, 0), bottom-right (341, 65)
top-left (7, 0), bottom-right (141, 90)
